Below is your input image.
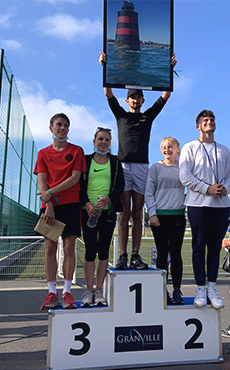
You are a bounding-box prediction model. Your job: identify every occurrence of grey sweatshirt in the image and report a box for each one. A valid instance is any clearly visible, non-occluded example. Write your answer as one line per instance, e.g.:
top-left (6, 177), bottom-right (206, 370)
top-left (145, 161), bottom-right (185, 217)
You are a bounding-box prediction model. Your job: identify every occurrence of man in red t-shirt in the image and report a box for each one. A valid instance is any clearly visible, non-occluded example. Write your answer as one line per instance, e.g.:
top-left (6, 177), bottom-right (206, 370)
top-left (34, 113), bottom-right (85, 311)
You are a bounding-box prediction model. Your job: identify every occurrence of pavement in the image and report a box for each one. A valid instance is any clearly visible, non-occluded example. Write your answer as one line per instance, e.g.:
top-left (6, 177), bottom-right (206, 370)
top-left (1, 276), bottom-right (230, 370)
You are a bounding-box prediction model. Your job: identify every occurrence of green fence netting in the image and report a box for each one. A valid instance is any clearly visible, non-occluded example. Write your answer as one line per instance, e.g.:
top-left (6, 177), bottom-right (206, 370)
top-left (0, 49), bottom-right (40, 237)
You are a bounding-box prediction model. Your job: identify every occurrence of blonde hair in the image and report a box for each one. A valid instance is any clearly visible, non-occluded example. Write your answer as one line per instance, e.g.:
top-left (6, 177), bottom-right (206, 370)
top-left (160, 136), bottom-right (180, 155)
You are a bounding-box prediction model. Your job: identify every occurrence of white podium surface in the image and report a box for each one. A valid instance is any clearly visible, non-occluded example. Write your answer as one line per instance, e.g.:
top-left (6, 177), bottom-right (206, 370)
top-left (46, 268), bottom-right (222, 370)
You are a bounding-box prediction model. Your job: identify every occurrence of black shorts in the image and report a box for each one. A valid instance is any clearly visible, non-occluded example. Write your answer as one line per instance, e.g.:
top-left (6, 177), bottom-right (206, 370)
top-left (39, 202), bottom-right (81, 239)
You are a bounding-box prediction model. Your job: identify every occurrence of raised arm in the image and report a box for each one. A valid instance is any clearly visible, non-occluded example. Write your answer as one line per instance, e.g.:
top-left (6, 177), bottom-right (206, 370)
top-left (162, 53), bottom-right (177, 101)
top-left (99, 51), bottom-right (114, 99)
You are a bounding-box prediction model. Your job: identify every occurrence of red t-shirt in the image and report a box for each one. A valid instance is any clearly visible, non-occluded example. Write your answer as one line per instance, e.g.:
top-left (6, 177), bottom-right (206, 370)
top-left (33, 143), bottom-right (85, 208)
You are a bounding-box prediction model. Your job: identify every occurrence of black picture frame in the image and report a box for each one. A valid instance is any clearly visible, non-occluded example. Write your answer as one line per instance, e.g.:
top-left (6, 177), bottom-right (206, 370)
top-left (103, 0), bottom-right (174, 92)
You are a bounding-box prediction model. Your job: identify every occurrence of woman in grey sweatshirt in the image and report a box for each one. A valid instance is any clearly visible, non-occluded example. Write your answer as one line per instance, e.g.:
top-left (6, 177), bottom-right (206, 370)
top-left (145, 137), bottom-right (186, 304)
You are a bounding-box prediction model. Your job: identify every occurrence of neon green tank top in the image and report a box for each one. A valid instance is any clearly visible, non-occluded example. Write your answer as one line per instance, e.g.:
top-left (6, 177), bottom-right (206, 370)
top-left (87, 159), bottom-right (111, 209)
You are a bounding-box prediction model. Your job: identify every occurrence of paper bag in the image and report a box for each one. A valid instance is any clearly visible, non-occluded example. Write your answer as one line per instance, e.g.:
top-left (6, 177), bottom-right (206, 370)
top-left (34, 213), bottom-right (66, 242)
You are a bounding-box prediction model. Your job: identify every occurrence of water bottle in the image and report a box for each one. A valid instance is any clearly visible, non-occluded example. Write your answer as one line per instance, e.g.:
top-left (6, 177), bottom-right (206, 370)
top-left (87, 198), bottom-right (102, 228)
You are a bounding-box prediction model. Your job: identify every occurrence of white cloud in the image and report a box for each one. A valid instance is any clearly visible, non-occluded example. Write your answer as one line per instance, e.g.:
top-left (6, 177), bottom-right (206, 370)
top-left (36, 13), bottom-right (102, 42)
top-left (174, 74), bottom-right (194, 95)
top-left (1, 39), bottom-right (23, 52)
top-left (16, 80), bottom-right (116, 150)
top-left (0, 12), bottom-right (14, 29)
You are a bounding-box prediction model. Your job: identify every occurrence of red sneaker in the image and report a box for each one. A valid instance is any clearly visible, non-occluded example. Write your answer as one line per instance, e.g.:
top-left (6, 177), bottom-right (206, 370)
top-left (61, 292), bottom-right (77, 309)
top-left (40, 292), bottom-right (59, 311)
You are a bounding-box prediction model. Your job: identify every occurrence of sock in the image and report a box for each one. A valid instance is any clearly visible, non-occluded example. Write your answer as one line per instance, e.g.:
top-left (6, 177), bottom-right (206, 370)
top-left (131, 251), bottom-right (139, 258)
top-left (207, 281), bottom-right (216, 291)
top-left (62, 279), bottom-right (72, 294)
top-left (198, 285), bottom-right (206, 290)
top-left (48, 281), bottom-right (57, 294)
top-left (121, 253), bottom-right (128, 258)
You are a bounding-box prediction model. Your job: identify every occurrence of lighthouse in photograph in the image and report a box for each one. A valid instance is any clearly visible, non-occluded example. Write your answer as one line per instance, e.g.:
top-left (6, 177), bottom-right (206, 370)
top-left (114, 1), bottom-right (140, 51)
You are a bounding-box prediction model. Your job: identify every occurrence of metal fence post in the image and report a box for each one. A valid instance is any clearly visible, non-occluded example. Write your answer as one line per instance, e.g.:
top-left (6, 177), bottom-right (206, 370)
top-left (1, 73), bottom-right (13, 196)
top-left (0, 49), bottom-right (4, 108)
top-left (0, 49), bottom-right (4, 235)
top-left (28, 140), bottom-right (35, 211)
top-left (18, 115), bottom-right (26, 204)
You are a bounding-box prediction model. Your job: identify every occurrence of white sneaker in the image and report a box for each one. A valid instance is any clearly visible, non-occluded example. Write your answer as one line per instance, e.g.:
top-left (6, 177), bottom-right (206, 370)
top-left (194, 287), bottom-right (207, 307)
top-left (81, 289), bottom-right (94, 307)
top-left (94, 289), bottom-right (107, 306)
top-left (208, 289), bottom-right (224, 309)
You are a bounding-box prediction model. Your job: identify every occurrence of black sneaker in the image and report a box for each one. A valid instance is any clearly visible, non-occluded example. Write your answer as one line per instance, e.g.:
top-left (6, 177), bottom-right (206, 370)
top-left (129, 253), bottom-right (148, 270)
top-left (172, 288), bottom-right (184, 305)
top-left (115, 253), bottom-right (128, 270)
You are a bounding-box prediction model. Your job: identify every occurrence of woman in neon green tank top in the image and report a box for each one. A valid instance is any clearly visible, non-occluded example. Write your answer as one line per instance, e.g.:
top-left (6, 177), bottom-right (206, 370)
top-left (80, 127), bottom-right (124, 307)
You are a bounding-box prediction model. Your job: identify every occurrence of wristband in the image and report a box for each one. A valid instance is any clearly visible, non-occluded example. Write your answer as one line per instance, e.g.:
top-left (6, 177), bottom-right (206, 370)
top-left (48, 189), bottom-right (59, 203)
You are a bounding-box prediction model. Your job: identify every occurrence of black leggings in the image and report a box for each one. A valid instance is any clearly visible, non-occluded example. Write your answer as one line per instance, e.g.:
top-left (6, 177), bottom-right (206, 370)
top-left (151, 214), bottom-right (186, 288)
top-left (82, 209), bottom-right (117, 262)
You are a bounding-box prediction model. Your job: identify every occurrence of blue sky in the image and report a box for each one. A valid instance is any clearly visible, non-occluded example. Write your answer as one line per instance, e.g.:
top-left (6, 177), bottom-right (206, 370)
top-left (1, 0), bottom-right (230, 168)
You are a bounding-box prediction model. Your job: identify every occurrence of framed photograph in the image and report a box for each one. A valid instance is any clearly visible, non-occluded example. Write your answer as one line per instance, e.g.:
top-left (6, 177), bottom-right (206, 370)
top-left (103, 0), bottom-right (174, 91)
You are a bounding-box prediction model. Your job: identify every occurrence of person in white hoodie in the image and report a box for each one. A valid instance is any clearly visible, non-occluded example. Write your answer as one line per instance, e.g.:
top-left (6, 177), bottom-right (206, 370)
top-left (145, 137), bottom-right (186, 305)
top-left (179, 109), bottom-right (230, 309)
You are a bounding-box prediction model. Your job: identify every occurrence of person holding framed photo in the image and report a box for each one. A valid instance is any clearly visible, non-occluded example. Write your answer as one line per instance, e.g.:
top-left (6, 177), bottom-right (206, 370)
top-left (99, 51), bottom-right (177, 270)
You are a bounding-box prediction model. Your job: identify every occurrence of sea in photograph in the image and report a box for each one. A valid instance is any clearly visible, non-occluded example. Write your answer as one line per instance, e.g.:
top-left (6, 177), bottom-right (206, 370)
top-left (106, 42), bottom-right (171, 89)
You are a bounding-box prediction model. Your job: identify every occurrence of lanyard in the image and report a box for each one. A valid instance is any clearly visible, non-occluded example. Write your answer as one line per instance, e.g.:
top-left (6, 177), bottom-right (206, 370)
top-left (198, 139), bottom-right (219, 183)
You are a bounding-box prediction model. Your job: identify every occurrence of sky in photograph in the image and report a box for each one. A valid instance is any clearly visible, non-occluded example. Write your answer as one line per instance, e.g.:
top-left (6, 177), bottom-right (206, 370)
top-left (107, 0), bottom-right (171, 44)
top-left (0, 0), bottom-right (230, 168)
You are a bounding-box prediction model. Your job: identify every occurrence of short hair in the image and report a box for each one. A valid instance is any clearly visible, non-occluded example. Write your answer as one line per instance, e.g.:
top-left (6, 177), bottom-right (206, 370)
top-left (160, 136), bottom-right (180, 149)
top-left (160, 136), bottom-right (180, 155)
top-left (195, 110), bottom-right (215, 125)
top-left (50, 113), bottom-right (70, 126)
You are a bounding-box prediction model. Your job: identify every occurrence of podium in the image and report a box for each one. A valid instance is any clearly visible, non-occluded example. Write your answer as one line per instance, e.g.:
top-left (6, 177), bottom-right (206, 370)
top-left (46, 268), bottom-right (222, 370)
